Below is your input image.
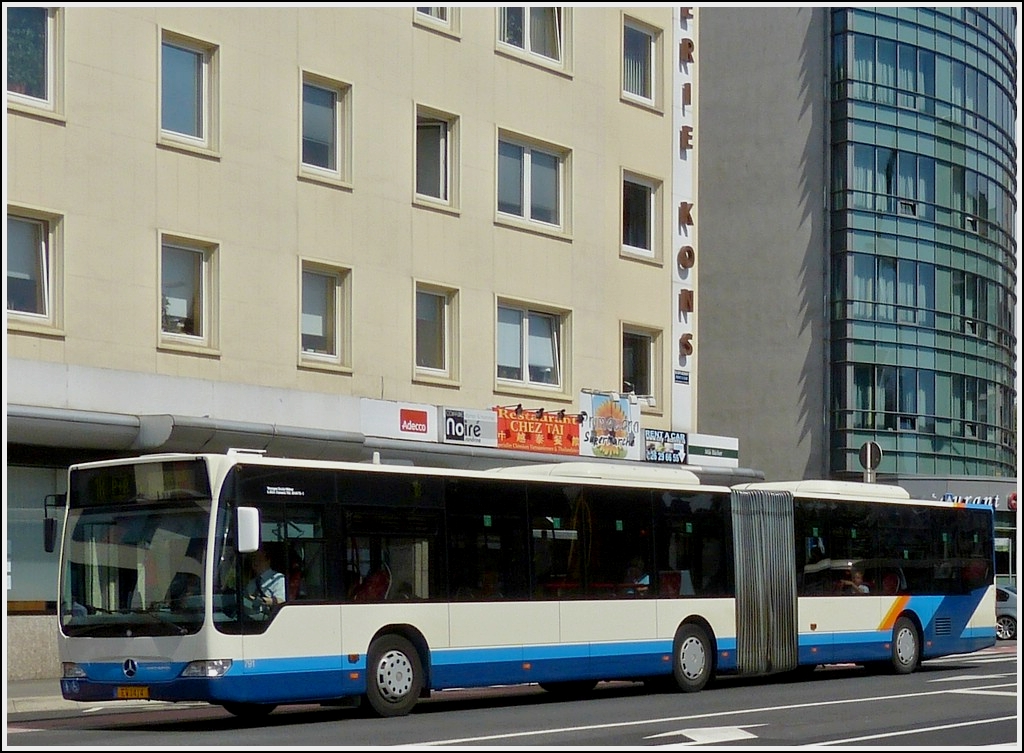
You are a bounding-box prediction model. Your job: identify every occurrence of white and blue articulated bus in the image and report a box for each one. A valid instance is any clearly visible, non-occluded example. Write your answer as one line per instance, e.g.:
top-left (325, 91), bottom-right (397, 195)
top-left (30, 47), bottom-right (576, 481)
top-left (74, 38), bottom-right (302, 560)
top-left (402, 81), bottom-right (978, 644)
top-left (55, 451), bottom-right (996, 718)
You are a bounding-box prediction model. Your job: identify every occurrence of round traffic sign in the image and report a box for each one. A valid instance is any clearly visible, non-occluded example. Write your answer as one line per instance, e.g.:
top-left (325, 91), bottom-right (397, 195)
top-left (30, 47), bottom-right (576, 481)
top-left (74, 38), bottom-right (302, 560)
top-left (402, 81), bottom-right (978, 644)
top-left (859, 441), bottom-right (882, 470)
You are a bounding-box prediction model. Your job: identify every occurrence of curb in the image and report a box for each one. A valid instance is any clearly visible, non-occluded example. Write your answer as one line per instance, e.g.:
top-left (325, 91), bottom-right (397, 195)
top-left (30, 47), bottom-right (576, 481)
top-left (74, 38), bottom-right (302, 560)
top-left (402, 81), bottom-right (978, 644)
top-left (7, 695), bottom-right (194, 716)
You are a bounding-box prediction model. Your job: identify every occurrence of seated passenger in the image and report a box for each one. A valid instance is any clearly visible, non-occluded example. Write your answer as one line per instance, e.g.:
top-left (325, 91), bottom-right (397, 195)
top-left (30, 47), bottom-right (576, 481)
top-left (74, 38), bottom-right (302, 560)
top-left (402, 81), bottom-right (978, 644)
top-left (839, 568), bottom-right (869, 594)
top-left (623, 556), bottom-right (650, 596)
top-left (351, 565), bottom-right (391, 601)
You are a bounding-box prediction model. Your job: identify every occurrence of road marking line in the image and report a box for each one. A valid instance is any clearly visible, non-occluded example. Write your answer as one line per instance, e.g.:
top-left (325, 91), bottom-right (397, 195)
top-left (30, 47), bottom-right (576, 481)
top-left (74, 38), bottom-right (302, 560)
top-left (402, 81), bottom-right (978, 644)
top-left (805, 714), bottom-right (1017, 746)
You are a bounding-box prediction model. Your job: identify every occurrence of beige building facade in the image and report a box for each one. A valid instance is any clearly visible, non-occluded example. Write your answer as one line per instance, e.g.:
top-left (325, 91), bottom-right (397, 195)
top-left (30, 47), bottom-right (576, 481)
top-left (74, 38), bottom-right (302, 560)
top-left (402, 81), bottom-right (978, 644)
top-left (7, 7), bottom-right (737, 678)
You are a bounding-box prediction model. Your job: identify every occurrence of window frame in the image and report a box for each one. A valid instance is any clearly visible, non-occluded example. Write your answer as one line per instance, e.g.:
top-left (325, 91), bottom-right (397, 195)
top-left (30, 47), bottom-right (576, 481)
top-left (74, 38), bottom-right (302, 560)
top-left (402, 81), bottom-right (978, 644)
top-left (7, 208), bottom-right (64, 335)
top-left (621, 169), bottom-right (662, 261)
top-left (496, 131), bottom-right (570, 235)
top-left (621, 15), bottom-right (661, 109)
top-left (414, 282), bottom-right (460, 384)
top-left (621, 325), bottom-right (662, 412)
top-left (496, 300), bottom-right (569, 393)
top-left (6, 6), bottom-right (64, 120)
top-left (159, 30), bottom-right (219, 154)
top-left (495, 7), bottom-right (572, 73)
top-left (414, 106), bottom-right (460, 211)
top-left (298, 259), bottom-right (351, 372)
top-left (159, 234), bottom-right (219, 353)
top-left (299, 71), bottom-right (352, 186)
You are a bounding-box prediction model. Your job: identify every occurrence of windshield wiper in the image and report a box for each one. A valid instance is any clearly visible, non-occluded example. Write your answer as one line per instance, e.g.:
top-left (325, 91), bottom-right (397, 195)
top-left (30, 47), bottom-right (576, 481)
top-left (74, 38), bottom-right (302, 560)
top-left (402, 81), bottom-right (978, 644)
top-left (82, 605), bottom-right (190, 635)
top-left (65, 606), bottom-right (189, 636)
top-left (126, 606), bottom-right (190, 635)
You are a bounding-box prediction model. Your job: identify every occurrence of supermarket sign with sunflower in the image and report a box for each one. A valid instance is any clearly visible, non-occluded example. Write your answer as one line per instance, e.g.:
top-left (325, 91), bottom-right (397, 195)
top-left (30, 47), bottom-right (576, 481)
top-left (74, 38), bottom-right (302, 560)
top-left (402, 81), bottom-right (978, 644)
top-left (578, 392), bottom-right (642, 461)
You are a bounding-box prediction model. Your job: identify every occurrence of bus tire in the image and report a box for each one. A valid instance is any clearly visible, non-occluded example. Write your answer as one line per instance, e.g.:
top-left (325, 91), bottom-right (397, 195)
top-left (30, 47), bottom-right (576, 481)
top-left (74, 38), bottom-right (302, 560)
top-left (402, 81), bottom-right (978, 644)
top-left (365, 634), bottom-right (423, 717)
top-left (891, 616), bottom-right (919, 675)
top-left (672, 624), bottom-right (712, 692)
top-left (221, 702), bottom-right (276, 718)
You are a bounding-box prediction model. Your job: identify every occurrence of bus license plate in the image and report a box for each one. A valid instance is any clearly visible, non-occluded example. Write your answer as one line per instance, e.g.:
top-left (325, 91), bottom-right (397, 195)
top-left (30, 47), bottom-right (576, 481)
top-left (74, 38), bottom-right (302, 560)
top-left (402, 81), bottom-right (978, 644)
top-left (117, 686), bottom-right (149, 699)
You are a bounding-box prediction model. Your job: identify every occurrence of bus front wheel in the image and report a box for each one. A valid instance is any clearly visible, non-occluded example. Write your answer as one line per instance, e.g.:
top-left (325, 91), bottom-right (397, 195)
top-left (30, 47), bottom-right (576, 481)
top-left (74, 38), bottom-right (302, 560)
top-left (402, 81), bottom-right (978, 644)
top-left (891, 616), bottom-right (920, 674)
top-left (365, 634), bottom-right (423, 717)
top-left (673, 624), bottom-right (712, 692)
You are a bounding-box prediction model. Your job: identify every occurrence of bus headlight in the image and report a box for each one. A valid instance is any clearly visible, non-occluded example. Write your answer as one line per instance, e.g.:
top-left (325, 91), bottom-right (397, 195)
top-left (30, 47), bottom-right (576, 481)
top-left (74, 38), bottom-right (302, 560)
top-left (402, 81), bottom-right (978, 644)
top-left (62, 662), bottom-right (87, 678)
top-left (181, 659), bottom-right (232, 678)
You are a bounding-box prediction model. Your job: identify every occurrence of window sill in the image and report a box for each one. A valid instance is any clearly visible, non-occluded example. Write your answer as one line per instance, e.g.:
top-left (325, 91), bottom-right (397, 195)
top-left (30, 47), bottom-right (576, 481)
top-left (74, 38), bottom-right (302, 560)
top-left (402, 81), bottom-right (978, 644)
top-left (495, 45), bottom-right (573, 78)
top-left (494, 383), bottom-right (573, 403)
top-left (298, 166), bottom-right (352, 191)
top-left (6, 97), bottom-right (66, 124)
top-left (495, 214), bottom-right (572, 242)
top-left (619, 93), bottom-right (663, 115)
top-left (157, 136), bottom-right (220, 160)
top-left (620, 246), bottom-right (663, 266)
top-left (158, 338), bottom-right (221, 358)
top-left (7, 319), bottom-right (65, 338)
top-left (298, 358), bottom-right (352, 375)
top-left (413, 195), bottom-right (461, 216)
top-left (413, 372), bottom-right (460, 388)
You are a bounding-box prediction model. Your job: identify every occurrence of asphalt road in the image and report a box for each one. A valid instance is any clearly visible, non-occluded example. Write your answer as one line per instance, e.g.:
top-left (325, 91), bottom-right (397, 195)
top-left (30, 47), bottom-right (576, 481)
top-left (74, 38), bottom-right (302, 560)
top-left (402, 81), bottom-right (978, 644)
top-left (6, 642), bottom-right (1018, 748)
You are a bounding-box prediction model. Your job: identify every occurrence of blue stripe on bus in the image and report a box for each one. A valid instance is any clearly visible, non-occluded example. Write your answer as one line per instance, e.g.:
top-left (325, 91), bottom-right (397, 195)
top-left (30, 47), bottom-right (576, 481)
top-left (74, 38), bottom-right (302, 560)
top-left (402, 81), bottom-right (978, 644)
top-left (430, 639), bottom-right (673, 687)
top-left (68, 639), bottom-right (682, 703)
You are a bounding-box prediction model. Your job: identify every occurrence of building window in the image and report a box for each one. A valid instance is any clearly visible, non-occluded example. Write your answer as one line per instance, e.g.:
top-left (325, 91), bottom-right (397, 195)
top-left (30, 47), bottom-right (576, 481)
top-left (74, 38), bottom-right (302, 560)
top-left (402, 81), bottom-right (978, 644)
top-left (160, 31), bottom-right (218, 151)
top-left (497, 134), bottom-right (566, 229)
top-left (851, 363), bottom-right (898, 431)
top-left (497, 303), bottom-right (564, 388)
top-left (7, 215), bottom-right (48, 317)
top-left (414, 7), bottom-right (461, 36)
top-left (622, 172), bottom-right (659, 257)
top-left (416, 108), bottom-right (458, 206)
top-left (301, 74), bottom-right (350, 182)
top-left (623, 18), bottom-right (656, 103)
top-left (415, 284), bottom-right (458, 380)
top-left (300, 262), bottom-right (349, 367)
top-left (497, 7), bottom-right (568, 66)
top-left (6, 6), bottom-right (61, 114)
top-left (622, 328), bottom-right (659, 402)
top-left (302, 84), bottom-right (336, 171)
top-left (416, 7), bottom-right (448, 23)
top-left (161, 237), bottom-right (215, 346)
top-left (7, 211), bottom-right (61, 331)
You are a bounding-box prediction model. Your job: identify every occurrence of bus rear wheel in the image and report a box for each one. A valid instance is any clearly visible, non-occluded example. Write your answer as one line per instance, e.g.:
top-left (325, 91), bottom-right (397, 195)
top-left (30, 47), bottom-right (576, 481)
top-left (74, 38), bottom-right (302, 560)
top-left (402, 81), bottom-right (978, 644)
top-left (365, 634), bottom-right (423, 717)
top-left (673, 624), bottom-right (712, 692)
top-left (891, 616), bottom-right (920, 674)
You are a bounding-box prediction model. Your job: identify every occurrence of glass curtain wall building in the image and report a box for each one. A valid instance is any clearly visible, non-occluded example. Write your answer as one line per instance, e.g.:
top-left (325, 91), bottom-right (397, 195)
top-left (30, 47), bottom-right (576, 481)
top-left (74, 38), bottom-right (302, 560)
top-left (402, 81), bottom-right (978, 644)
top-left (829, 7), bottom-right (1017, 479)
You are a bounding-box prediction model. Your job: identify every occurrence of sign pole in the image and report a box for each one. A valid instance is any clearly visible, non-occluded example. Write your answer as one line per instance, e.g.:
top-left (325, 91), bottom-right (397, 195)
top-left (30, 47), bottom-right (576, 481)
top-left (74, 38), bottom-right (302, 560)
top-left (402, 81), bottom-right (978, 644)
top-left (859, 441), bottom-right (882, 483)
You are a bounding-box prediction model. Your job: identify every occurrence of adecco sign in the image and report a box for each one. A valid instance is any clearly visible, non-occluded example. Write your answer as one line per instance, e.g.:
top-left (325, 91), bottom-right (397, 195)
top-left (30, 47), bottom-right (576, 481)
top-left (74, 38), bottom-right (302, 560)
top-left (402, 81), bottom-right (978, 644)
top-left (360, 398), bottom-right (437, 442)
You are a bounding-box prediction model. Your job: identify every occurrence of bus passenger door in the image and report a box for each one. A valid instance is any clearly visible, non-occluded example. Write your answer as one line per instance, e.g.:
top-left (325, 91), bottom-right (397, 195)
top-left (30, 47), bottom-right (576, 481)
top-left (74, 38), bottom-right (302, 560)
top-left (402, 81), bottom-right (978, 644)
top-left (730, 490), bottom-right (799, 675)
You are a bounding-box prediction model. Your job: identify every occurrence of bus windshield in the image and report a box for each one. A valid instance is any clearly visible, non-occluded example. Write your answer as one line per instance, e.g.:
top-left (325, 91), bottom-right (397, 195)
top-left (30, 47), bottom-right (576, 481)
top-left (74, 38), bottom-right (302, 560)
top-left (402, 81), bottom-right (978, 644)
top-left (60, 499), bottom-right (211, 637)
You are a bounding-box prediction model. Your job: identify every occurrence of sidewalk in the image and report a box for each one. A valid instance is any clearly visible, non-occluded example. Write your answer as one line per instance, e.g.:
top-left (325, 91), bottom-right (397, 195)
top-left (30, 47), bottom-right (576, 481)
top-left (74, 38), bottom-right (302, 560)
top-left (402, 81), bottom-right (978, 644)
top-left (5, 678), bottom-right (188, 716)
top-left (6, 678), bottom-right (79, 715)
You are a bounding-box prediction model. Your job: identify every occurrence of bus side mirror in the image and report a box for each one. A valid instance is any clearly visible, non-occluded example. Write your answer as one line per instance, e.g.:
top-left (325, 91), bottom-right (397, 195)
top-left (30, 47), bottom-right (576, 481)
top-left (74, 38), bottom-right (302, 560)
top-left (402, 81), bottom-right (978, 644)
top-left (237, 506), bottom-right (261, 553)
top-left (44, 517), bottom-right (57, 554)
top-left (43, 493), bottom-right (64, 553)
